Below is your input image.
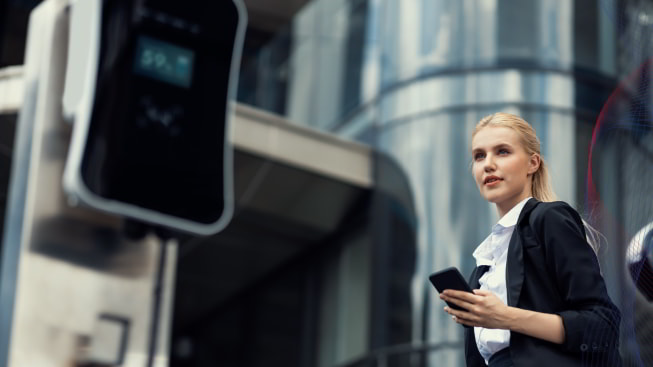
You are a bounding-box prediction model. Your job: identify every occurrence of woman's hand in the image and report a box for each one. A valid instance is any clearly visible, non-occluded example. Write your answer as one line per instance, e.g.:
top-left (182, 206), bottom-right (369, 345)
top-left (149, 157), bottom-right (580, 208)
top-left (441, 289), bottom-right (567, 343)
top-left (440, 289), bottom-right (513, 329)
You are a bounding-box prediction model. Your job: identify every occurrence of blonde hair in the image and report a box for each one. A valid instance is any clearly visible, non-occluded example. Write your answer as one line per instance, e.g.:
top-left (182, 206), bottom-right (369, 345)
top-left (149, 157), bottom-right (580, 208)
top-left (472, 113), bottom-right (604, 256)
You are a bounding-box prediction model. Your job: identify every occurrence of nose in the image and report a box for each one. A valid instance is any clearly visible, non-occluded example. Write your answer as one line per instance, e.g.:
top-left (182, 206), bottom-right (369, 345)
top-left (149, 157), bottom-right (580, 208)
top-left (483, 154), bottom-right (496, 172)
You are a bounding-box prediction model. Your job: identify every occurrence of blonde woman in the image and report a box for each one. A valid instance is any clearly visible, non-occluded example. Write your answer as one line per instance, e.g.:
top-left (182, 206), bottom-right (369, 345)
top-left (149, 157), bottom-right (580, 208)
top-left (439, 113), bottom-right (621, 367)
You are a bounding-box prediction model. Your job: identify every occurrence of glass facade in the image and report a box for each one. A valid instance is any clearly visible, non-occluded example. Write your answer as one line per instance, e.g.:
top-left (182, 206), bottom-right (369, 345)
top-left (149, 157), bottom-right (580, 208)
top-left (2, 0), bottom-right (653, 366)
top-left (258, 1), bottom-right (617, 366)
top-left (236, 0), bottom-right (645, 366)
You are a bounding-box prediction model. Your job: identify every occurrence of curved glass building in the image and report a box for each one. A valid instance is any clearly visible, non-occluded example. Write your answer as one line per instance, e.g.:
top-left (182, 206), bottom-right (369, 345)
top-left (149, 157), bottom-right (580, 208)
top-left (258, 1), bottom-right (620, 366)
top-left (238, 0), bottom-right (620, 366)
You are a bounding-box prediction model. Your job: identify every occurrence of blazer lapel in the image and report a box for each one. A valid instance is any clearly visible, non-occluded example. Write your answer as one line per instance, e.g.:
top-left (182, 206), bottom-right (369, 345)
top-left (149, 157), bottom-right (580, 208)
top-left (506, 198), bottom-right (539, 306)
top-left (464, 265), bottom-right (490, 333)
top-left (468, 265), bottom-right (490, 290)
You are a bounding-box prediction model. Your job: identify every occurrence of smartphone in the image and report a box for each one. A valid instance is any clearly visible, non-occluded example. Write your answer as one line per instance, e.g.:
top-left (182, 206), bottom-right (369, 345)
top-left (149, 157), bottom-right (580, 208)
top-left (429, 267), bottom-right (473, 311)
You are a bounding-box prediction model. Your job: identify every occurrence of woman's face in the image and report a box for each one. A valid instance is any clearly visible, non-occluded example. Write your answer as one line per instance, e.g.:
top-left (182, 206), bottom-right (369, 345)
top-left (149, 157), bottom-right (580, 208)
top-left (471, 126), bottom-right (539, 216)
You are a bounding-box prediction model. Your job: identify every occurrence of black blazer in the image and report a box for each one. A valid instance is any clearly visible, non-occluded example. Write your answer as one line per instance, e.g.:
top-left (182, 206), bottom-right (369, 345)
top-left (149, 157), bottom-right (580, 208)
top-left (464, 199), bottom-right (622, 367)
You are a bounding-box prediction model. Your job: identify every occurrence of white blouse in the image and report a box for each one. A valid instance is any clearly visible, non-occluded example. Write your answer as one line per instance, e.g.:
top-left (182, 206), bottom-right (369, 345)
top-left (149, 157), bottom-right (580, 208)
top-left (472, 197), bottom-right (531, 364)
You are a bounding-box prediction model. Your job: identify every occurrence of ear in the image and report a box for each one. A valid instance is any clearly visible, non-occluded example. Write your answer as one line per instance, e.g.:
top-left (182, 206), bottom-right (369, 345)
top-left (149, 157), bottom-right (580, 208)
top-left (527, 154), bottom-right (540, 175)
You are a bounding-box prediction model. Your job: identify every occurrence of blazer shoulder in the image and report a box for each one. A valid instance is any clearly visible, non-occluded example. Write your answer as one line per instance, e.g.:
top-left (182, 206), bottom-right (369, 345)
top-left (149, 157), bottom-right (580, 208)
top-left (528, 200), bottom-right (586, 236)
top-left (530, 200), bottom-right (581, 223)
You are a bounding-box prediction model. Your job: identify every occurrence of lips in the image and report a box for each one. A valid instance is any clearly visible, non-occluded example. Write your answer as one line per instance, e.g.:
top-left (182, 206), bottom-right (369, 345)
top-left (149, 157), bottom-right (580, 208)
top-left (484, 176), bottom-right (502, 185)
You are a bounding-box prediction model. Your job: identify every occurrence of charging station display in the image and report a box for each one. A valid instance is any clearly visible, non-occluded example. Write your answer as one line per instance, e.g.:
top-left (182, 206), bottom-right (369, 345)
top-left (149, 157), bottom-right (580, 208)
top-left (133, 36), bottom-right (195, 88)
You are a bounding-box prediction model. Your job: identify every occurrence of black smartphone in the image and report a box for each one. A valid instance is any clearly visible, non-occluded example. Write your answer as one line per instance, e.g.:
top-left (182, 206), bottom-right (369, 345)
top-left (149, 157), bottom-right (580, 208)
top-left (428, 267), bottom-right (473, 311)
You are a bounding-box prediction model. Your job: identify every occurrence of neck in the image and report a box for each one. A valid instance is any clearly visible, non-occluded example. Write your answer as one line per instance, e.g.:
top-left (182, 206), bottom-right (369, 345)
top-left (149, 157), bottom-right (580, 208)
top-left (496, 191), bottom-right (532, 218)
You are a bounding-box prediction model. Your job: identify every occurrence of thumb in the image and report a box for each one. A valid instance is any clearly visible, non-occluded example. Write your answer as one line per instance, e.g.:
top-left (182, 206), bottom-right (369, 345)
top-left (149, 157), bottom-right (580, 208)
top-left (473, 289), bottom-right (490, 296)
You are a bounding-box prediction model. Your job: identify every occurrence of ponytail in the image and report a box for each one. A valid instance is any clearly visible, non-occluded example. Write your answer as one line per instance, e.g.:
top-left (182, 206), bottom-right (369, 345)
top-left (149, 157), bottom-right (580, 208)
top-left (531, 159), bottom-right (557, 203)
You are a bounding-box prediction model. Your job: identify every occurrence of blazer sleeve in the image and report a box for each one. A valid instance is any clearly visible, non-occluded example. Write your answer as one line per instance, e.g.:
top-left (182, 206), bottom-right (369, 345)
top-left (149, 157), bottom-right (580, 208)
top-left (534, 202), bottom-right (621, 356)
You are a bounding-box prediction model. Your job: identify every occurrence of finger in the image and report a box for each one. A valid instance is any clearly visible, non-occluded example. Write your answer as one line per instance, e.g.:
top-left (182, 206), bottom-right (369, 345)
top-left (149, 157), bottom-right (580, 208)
top-left (441, 295), bottom-right (474, 311)
top-left (445, 307), bottom-right (478, 323)
top-left (448, 305), bottom-right (485, 325)
top-left (443, 290), bottom-right (482, 303)
top-left (451, 312), bottom-right (478, 326)
top-left (444, 306), bottom-right (470, 316)
top-left (472, 289), bottom-right (491, 296)
top-left (458, 315), bottom-right (480, 326)
top-left (455, 316), bottom-right (477, 327)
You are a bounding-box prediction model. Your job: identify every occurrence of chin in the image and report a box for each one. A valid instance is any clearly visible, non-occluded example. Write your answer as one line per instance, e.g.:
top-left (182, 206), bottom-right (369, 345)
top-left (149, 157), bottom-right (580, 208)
top-left (485, 196), bottom-right (502, 204)
top-left (481, 191), bottom-right (504, 203)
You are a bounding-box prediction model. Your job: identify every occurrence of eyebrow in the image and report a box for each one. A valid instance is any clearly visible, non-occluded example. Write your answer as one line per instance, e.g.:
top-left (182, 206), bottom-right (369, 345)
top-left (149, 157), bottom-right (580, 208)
top-left (471, 143), bottom-right (513, 154)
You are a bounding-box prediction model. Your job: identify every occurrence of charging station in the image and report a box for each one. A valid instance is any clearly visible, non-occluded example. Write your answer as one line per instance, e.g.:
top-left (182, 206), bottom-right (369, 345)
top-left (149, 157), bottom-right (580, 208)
top-left (0, 0), bottom-right (246, 366)
top-left (63, 0), bottom-right (246, 235)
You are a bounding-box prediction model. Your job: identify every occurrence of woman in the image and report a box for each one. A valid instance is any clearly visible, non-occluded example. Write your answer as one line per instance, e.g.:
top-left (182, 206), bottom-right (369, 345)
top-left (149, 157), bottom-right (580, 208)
top-left (439, 113), bottom-right (622, 367)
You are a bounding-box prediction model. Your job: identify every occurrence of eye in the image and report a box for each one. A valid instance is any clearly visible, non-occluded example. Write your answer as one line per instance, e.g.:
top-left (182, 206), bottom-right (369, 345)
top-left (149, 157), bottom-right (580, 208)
top-left (473, 152), bottom-right (485, 161)
top-left (498, 148), bottom-right (510, 155)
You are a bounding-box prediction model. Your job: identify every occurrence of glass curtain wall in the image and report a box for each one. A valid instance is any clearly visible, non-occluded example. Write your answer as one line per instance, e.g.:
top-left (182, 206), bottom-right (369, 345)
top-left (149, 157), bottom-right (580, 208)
top-left (359, 2), bottom-right (617, 366)
top-left (239, 0), bottom-right (620, 366)
top-left (0, 0), bottom-right (632, 365)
